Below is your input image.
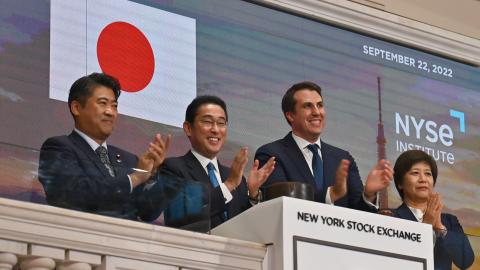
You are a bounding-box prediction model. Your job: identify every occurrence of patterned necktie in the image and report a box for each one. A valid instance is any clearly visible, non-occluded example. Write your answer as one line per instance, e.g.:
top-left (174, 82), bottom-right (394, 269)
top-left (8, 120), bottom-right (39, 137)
top-left (95, 146), bottom-right (115, 177)
top-left (207, 162), bottom-right (228, 221)
top-left (306, 144), bottom-right (324, 191)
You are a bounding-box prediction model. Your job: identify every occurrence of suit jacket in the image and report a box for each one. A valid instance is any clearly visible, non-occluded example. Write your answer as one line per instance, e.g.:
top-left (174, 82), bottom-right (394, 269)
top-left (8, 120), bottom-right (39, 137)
top-left (255, 132), bottom-right (373, 211)
top-left (159, 151), bottom-right (250, 229)
top-left (394, 203), bottom-right (474, 270)
top-left (38, 131), bottom-right (153, 221)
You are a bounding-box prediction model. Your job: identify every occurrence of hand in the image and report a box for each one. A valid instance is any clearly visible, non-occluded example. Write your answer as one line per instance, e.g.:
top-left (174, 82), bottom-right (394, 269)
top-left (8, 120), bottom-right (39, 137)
top-left (146, 134), bottom-right (172, 172)
top-left (364, 159), bottom-right (393, 201)
top-left (225, 147), bottom-right (249, 191)
top-left (131, 134), bottom-right (172, 187)
top-left (247, 157), bottom-right (276, 198)
top-left (423, 193), bottom-right (444, 230)
top-left (330, 159), bottom-right (350, 203)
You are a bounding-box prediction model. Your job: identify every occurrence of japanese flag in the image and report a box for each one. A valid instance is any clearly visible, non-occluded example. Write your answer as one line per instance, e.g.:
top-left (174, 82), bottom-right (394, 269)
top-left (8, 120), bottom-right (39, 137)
top-left (50, 0), bottom-right (196, 127)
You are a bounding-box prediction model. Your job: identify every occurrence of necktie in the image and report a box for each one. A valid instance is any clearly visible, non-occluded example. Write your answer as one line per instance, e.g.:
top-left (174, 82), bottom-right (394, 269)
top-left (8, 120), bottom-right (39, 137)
top-left (207, 162), bottom-right (228, 221)
top-left (306, 144), bottom-right (324, 191)
top-left (95, 146), bottom-right (115, 177)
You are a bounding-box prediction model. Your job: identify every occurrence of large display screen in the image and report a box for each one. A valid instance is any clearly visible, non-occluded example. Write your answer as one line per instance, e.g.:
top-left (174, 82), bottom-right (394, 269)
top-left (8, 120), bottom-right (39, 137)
top-left (0, 0), bottom-right (478, 257)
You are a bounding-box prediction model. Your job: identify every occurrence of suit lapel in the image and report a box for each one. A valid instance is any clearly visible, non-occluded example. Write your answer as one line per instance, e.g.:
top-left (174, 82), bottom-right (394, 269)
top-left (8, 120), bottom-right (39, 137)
top-left (108, 146), bottom-right (128, 176)
top-left (320, 142), bottom-right (337, 188)
top-left (282, 133), bottom-right (315, 185)
top-left (218, 162), bottom-right (229, 183)
top-left (183, 151), bottom-right (211, 185)
top-left (396, 203), bottom-right (418, 222)
top-left (69, 131), bottom-right (110, 177)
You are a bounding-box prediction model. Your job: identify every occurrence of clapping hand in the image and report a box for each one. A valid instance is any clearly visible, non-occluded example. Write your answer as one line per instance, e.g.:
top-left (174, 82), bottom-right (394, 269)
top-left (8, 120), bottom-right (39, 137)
top-left (247, 156), bottom-right (275, 199)
top-left (423, 193), bottom-right (445, 231)
top-left (330, 159), bottom-right (350, 203)
top-left (364, 159), bottom-right (393, 202)
top-left (225, 147), bottom-right (249, 191)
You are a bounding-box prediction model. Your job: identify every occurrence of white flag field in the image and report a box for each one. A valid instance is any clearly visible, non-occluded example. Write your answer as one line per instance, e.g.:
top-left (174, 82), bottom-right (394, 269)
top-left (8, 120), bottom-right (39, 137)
top-left (50, 0), bottom-right (196, 127)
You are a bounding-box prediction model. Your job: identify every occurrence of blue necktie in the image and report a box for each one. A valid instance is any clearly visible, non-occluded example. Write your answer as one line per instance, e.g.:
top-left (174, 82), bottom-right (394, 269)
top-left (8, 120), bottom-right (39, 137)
top-left (207, 162), bottom-right (228, 221)
top-left (307, 144), bottom-right (324, 191)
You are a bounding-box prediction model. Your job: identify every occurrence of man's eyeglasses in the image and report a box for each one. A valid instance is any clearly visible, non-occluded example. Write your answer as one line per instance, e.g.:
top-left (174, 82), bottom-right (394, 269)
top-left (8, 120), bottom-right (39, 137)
top-left (198, 119), bottom-right (227, 128)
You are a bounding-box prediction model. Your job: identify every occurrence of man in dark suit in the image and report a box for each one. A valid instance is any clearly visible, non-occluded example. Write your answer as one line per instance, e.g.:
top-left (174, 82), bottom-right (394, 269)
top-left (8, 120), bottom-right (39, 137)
top-left (38, 73), bottom-right (171, 221)
top-left (159, 95), bottom-right (275, 228)
top-left (255, 81), bottom-right (392, 211)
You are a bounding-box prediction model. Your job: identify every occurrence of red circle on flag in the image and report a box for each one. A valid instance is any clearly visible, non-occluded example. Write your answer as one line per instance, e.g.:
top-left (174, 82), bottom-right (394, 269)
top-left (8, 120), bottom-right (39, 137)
top-left (97, 21), bottom-right (155, 92)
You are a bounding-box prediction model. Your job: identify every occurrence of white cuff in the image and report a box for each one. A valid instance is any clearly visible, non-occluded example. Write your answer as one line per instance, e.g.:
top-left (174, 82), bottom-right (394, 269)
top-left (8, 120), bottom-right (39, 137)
top-left (362, 191), bottom-right (379, 209)
top-left (325, 187), bottom-right (334, 205)
top-left (127, 175), bottom-right (133, 193)
top-left (219, 182), bottom-right (233, 204)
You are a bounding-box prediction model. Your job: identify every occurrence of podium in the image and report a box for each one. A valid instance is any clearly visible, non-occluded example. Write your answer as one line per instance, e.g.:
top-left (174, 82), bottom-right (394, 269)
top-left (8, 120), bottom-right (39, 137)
top-left (212, 197), bottom-right (434, 270)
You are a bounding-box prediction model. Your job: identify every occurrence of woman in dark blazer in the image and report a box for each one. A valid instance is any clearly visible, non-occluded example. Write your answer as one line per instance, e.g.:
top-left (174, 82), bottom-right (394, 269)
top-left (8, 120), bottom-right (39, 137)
top-left (393, 150), bottom-right (474, 270)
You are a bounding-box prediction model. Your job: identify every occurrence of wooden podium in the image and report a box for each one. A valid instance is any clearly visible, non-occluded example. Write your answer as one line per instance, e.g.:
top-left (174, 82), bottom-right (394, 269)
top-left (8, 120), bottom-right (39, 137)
top-left (212, 197), bottom-right (433, 270)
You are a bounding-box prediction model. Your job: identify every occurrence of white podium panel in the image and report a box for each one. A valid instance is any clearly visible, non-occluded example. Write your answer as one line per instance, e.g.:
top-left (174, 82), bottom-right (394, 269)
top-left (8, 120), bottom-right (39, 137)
top-left (212, 197), bottom-right (433, 270)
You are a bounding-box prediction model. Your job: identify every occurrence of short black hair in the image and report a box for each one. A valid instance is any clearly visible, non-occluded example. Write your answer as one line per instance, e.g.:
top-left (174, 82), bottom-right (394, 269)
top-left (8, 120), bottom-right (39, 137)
top-left (67, 72), bottom-right (121, 116)
top-left (393, 150), bottom-right (438, 199)
top-left (185, 95), bottom-right (228, 124)
top-left (281, 81), bottom-right (322, 125)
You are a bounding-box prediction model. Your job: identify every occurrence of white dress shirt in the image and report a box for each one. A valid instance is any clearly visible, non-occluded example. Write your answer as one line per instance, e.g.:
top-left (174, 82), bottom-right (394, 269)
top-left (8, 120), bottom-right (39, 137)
top-left (191, 149), bottom-right (233, 204)
top-left (407, 205), bottom-right (425, 222)
top-left (74, 128), bottom-right (108, 152)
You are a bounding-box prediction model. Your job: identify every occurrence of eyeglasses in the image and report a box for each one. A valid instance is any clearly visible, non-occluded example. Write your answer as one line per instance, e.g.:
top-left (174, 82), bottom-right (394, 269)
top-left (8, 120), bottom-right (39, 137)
top-left (198, 119), bottom-right (227, 128)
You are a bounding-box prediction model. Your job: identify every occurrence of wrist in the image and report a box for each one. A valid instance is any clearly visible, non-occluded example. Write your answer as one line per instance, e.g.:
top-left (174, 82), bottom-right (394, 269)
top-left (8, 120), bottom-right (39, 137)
top-left (248, 189), bottom-right (262, 204)
top-left (129, 171), bottom-right (149, 188)
top-left (330, 189), bottom-right (339, 203)
top-left (248, 189), bottom-right (259, 199)
top-left (363, 185), bottom-right (375, 197)
top-left (363, 184), bottom-right (378, 200)
top-left (364, 191), bottom-right (376, 201)
top-left (224, 179), bottom-right (236, 191)
top-left (434, 226), bottom-right (447, 239)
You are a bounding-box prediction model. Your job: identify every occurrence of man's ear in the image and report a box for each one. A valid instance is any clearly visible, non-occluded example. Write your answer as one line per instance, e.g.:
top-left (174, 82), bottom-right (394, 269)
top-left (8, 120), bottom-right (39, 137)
top-left (285, 112), bottom-right (294, 124)
top-left (70, 100), bottom-right (81, 117)
top-left (183, 121), bottom-right (192, 137)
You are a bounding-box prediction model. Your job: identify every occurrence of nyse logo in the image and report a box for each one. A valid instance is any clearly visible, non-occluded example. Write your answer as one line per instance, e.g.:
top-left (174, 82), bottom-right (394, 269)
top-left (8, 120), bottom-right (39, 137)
top-left (394, 110), bottom-right (465, 165)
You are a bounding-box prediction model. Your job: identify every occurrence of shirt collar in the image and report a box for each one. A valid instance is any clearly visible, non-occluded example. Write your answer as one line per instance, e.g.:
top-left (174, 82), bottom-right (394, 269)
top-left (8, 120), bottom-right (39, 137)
top-left (291, 132), bottom-right (322, 151)
top-left (191, 149), bottom-right (219, 171)
top-left (407, 205), bottom-right (424, 222)
top-left (74, 128), bottom-right (108, 152)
